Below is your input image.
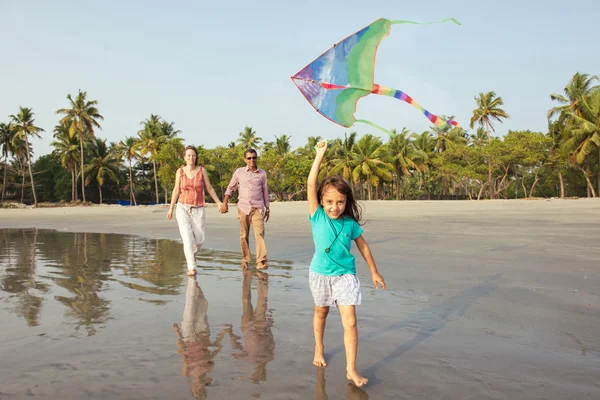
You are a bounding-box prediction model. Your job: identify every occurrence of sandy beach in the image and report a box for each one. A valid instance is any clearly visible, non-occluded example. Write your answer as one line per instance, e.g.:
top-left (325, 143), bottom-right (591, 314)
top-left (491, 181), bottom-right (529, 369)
top-left (1, 199), bottom-right (599, 399)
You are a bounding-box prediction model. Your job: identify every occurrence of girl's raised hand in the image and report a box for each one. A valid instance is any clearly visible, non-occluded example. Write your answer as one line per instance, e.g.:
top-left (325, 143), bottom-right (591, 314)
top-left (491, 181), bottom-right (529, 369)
top-left (315, 140), bottom-right (328, 156)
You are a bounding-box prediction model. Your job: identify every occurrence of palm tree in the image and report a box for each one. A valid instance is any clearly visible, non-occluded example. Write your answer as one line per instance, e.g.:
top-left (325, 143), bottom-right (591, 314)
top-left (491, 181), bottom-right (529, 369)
top-left (547, 120), bottom-right (568, 198)
top-left (118, 136), bottom-right (141, 206)
top-left (56, 90), bottom-right (104, 202)
top-left (274, 134), bottom-right (292, 158)
top-left (10, 107), bottom-right (44, 207)
top-left (385, 128), bottom-right (427, 199)
top-left (237, 126), bottom-right (262, 149)
top-left (51, 123), bottom-right (80, 201)
top-left (468, 127), bottom-right (489, 147)
top-left (469, 91), bottom-right (510, 198)
top-left (563, 89), bottom-right (600, 196)
top-left (137, 115), bottom-right (166, 203)
top-left (351, 134), bottom-right (393, 200)
top-left (84, 138), bottom-right (120, 204)
top-left (549, 72), bottom-right (599, 122)
top-left (0, 122), bottom-right (17, 201)
top-left (10, 137), bottom-right (29, 203)
top-left (329, 132), bottom-right (358, 181)
top-left (470, 92), bottom-right (510, 135)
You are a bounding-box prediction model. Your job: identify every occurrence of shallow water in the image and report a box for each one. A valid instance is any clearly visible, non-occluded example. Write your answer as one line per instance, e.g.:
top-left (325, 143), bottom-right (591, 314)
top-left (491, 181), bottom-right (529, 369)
top-left (1, 228), bottom-right (598, 399)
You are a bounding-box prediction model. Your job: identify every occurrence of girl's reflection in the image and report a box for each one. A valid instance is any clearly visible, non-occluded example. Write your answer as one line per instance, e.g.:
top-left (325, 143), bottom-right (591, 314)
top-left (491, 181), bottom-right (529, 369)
top-left (174, 276), bottom-right (229, 399)
top-left (316, 366), bottom-right (370, 400)
top-left (230, 270), bottom-right (275, 384)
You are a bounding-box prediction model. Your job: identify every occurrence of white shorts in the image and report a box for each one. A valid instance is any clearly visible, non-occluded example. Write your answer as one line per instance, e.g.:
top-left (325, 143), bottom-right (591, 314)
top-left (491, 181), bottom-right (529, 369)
top-left (309, 270), bottom-right (361, 307)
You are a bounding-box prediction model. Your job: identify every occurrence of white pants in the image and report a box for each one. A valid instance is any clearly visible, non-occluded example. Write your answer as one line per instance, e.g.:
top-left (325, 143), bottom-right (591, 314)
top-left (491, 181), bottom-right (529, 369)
top-left (176, 203), bottom-right (206, 270)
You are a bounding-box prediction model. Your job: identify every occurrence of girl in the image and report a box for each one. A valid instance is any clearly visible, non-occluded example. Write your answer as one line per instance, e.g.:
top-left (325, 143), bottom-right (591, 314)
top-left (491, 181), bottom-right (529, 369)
top-left (307, 141), bottom-right (386, 387)
top-left (168, 145), bottom-right (223, 276)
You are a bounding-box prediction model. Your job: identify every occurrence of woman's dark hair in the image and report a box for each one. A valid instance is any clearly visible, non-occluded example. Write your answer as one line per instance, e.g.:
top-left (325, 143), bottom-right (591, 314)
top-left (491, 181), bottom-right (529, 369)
top-left (317, 175), bottom-right (363, 224)
top-left (184, 145), bottom-right (198, 166)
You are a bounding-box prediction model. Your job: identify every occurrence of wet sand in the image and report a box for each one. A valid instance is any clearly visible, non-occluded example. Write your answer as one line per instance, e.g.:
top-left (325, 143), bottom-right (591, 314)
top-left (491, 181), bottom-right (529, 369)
top-left (1, 200), bottom-right (599, 399)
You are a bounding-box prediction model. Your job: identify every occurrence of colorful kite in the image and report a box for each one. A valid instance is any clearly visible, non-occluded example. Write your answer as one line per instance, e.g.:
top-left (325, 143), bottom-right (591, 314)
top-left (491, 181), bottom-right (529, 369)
top-left (291, 18), bottom-right (461, 136)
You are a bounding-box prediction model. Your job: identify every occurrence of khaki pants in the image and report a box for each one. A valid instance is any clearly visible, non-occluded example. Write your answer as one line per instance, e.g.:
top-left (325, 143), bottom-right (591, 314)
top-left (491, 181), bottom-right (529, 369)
top-left (238, 207), bottom-right (267, 266)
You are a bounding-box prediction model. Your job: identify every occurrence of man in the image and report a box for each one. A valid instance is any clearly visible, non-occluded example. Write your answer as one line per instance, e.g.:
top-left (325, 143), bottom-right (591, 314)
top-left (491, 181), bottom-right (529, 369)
top-left (220, 148), bottom-right (270, 269)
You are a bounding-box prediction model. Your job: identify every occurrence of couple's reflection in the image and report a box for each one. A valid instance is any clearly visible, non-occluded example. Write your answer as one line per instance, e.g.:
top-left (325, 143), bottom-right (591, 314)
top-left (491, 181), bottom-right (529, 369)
top-left (230, 270), bottom-right (275, 383)
top-left (174, 276), bottom-right (230, 400)
top-left (174, 271), bottom-right (275, 398)
top-left (316, 367), bottom-right (369, 400)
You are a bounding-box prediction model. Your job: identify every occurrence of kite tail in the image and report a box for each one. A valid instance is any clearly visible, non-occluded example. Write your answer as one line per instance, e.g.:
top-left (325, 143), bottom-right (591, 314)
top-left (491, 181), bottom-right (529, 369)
top-left (372, 84), bottom-right (461, 129)
top-left (390, 18), bottom-right (461, 26)
top-left (355, 119), bottom-right (397, 138)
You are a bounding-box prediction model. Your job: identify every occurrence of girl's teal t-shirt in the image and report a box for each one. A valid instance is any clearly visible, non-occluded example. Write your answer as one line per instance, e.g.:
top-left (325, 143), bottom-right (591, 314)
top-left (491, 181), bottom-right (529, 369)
top-left (309, 206), bottom-right (363, 276)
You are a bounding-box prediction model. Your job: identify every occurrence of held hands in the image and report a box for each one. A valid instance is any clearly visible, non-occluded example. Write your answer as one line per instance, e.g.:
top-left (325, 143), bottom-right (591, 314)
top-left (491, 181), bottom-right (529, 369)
top-left (219, 203), bottom-right (228, 214)
top-left (372, 272), bottom-right (386, 289)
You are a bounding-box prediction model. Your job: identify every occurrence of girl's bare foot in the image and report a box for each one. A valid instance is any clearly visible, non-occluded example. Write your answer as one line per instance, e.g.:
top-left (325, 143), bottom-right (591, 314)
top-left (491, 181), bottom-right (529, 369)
top-left (346, 370), bottom-right (368, 387)
top-left (187, 269), bottom-right (197, 276)
top-left (313, 350), bottom-right (327, 367)
top-left (347, 382), bottom-right (369, 399)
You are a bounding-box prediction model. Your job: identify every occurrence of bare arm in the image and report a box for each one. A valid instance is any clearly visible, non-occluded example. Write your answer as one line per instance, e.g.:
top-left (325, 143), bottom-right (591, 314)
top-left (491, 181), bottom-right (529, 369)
top-left (168, 171), bottom-right (181, 219)
top-left (202, 167), bottom-right (223, 208)
top-left (355, 235), bottom-right (386, 289)
top-left (307, 141), bottom-right (328, 217)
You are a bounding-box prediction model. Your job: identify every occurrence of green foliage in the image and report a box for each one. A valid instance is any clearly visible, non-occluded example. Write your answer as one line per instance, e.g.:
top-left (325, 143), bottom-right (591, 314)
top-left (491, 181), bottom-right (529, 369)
top-left (154, 139), bottom-right (185, 192)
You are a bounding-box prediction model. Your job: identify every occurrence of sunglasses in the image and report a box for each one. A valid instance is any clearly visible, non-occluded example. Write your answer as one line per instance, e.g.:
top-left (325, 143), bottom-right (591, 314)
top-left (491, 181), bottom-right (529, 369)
top-left (246, 156), bottom-right (257, 160)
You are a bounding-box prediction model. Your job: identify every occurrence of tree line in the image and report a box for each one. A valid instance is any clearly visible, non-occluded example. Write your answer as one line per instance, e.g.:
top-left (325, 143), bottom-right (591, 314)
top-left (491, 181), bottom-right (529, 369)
top-left (1, 72), bottom-right (599, 207)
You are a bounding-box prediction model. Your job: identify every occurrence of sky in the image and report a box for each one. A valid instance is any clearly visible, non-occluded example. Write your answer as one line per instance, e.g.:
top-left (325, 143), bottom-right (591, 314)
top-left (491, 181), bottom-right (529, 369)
top-left (1, 0), bottom-right (599, 159)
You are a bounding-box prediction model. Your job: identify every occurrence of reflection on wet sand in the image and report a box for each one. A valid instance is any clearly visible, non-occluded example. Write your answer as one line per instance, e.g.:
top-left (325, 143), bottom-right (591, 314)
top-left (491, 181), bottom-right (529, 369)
top-left (173, 277), bottom-right (231, 400)
top-left (316, 366), bottom-right (369, 400)
top-left (0, 228), bottom-right (188, 336)
top-left (230, 270), bottom-right (275, 384)
top-left (0, 228), bottom-right (48, 327)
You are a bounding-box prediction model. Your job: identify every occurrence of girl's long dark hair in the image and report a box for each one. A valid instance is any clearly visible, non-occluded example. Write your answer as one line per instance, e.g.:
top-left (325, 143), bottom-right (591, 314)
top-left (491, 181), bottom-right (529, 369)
top-left (317, 175), bottom-right (363, 224)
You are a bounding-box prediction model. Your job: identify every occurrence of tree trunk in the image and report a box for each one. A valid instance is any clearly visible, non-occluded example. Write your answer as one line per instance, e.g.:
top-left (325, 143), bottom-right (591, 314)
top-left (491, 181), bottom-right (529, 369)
top-left (73, 164), bottom-right (78, 201)
top-left (71, 165), bottom-right (75, 201)
top-left (24, 137), bottom-right (37, 207)
top-left (99, 185), bottom-right (103, 204)
top-left (79, 132), bottom-right (86, 202)
top-left (152, 160), bottom-right (159, 204)
top-left (558, 170), bottom-right (565, 198)
top-left (21, 172), bottom-right (25, 203)
top-left (488, 163), bottom-right (493, 199)
top-left (583, 173), bottom-right (597, 197)
top-left (1, 152), bottom-right (7, 201)
top-left (395, 166), bottom-right (400, 200)
top-left (128, 160), bottom-right (136, 206)
top-left (521, 179), bottom-right (528, 198)
top-left (529, 171), bottom-right (540, 198)
top-left (477, 182), bottom-right (486, 200)
top-left (486, 122), bottom-right (493, 200)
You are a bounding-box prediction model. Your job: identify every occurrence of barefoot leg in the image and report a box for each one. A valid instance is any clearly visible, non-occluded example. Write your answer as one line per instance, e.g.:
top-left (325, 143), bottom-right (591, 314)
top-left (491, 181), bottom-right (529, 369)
top-left (339, 305), bottom-right (368, 387)
top-left (313, 306), bottom-right (329, 367)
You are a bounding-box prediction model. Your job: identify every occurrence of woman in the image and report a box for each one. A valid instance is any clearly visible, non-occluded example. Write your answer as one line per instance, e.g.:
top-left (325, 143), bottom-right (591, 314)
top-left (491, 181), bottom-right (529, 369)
top-left (168, 145), bottom-right (223, 276)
